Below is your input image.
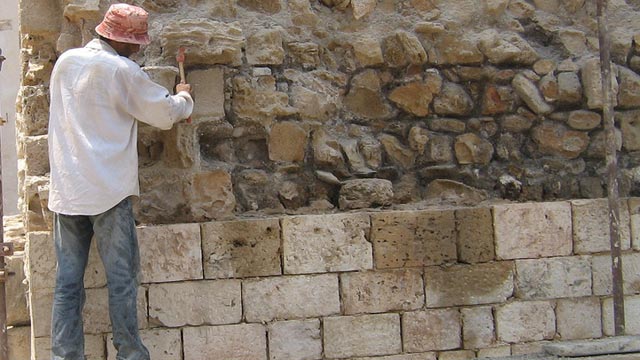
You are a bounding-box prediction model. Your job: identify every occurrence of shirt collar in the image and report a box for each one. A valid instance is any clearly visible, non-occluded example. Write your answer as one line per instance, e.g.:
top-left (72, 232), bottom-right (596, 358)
top-left (85, 38), bottom-right (118, 56)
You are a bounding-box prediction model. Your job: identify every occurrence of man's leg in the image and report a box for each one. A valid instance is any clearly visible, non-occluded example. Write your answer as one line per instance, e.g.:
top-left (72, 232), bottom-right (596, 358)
top-left (93, 198), bottom-right (149, 360)
top-left (51, 213), bottom-right (93, 360)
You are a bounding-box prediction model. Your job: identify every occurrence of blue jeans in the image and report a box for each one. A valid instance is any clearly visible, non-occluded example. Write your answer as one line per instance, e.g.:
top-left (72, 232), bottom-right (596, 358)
top-left (51, 197), bottom-right (149, 360)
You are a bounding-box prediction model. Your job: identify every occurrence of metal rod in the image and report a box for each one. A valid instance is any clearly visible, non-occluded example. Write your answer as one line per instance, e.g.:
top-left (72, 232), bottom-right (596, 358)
top-left (0, 125), bottom-right (7, 359)
top-left (597, 0), bottom-right (625, 336)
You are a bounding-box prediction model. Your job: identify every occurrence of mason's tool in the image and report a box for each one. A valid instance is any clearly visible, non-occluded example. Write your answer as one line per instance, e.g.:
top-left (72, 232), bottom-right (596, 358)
top-left (176, 47), bottom-right (191, 124)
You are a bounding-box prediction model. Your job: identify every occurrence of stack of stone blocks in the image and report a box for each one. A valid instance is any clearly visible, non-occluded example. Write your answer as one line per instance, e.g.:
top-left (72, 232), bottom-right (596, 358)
top-left (11, 0), bottom-right (640, 358)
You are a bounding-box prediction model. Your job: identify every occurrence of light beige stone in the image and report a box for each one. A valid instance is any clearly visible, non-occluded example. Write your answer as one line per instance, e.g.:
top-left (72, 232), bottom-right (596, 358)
top-left (17, 85), bottom-right (50, 136)
top-left (618, 110), bottom-right (640, 151)
top-left (396, 30), bottom-right (428, 65)
top-left (429, 34), bottom-right (484, 65)
top-left (629, 197), bottom-right (640, 250)
top-left (6, 254), bottom-right (29, 326)
top-left (461, 306), bottom-right (496, 349)
top-left (107, 328), bottom-right (181, 360)
top-left (568, 110), bottom-right (601, 130)
top-left (341, 269), bottom-right (424, 314)
top-left (83, 287), bottom-right (148, 334)
top-left (478, 30), bottom-right (539, 65)
top-left (352, 354), bottom-right (436, 360)
top-left (190, 68), bottom-right (225, 119)
top-left (403, 309), bottom-right (461, 352)
top-left (512, 73), bottom-right (553, 115)
top-left (438, 350), bottom-right (475, 360)
top-left (339, 178), bottom-right (394, 210)
top-left (372, 210), bottom-right (457, 268)
top-left (232, 75), bottom-right (296, 125)
top-left (389, 81), bottom-right (436, 117)
top-left (592, 252), bottom-right (640, 296)
top-left (515, 256), bottom-right (592, 299)
top-left (148, 280), bottom-right (241, 327)
top-left (8, 326), bottom-right (31, 360)
top-left (572, 199), bottom-right (631, 254)
top-left (33, 335), bottom-right (105, 360)
top-left (619, 66), bottom-right (640, 108)
top-left (344, 70), bottom-right (393, 119)
top-left (269, 121), bottom-right (308, 162)
top-left (495, 301), bottom-right (555, 343)
top-left (433, 82), bottom-right (474, 116)
top-left (493, 202), bottom-right (572, 259)
top-left (352, 37), bottom-right (384, 67)
top-left (532, 122), bottom-right (590, 159)
top-left (183, 324), bottom-right (267, 360)
top-left (454, 133), bottom-right (494, 165)
top-left (477, 346), bottom-right (511, 358)
top-left (282, 213), bottom-right (372, 274)
top-left (602, 295), bottom-right (640, 336)
top-left (268, 319), bottom-right (322, 360)
top-left (556, 297), bottom-right (602, 340)
top-left (324, 314), bottom-right (401, 358)
top-left (456, 207), bottom-right (495, 263)
top-left (23, 135), bottom-right (49, 176)
top-left (378, 134), bottom-right (416, 169)
top-left (137, 223), bottom-right (203, 283)
top-left (202, 218), bottom-right (281, 279)
top-left (243, 274), bottom-right (340, 322)
top-left (191, 169), bottom-right (236, 221)
top-left (246, 28), bottom-right (285, 65)
top-left (582, 57), bottom-right (619, 110)
top-left (558, 71), bottom-right (583, 105)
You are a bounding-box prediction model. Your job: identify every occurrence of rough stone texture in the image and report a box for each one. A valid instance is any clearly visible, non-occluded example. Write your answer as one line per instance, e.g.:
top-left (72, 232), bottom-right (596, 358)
top-left (602, 295), bottom-right (640, 336)
top-left (630, 197), bottom-right (640, 250)
top-left (424, 262), bottom-right (514, 307)
top-left (107, 329), bottom-right (182, 360)
top-left (531, 122), bottom-right (590, 159)
top-left (556, 297), bottom-right (602, 340)
top-left (189, 68), bottom-right (225, 119)
top-left (372, 210), bottom-right (457, 268)
top-left (243, 274), bottom-right (340, 322)
top-left (246, 28), bottom-right (285, 65)
top-left (514, 256), bottom-right (592, 299)
top-left (341, 269), bottom-right (425, 314)
top-left (268, 121), bottom-right (307, 162)
top-left (137, 224), bottom-right (203, 283)
top-left (351, 355), bottom-right (436, 360)
top-left (582, 57), bottom-right (619, 110)
top-left (572, 199), bottom-right (632, 254)
top-left (8, 326), bottom-right (31, 360)
top-left (493, 202), bottom-right (572, 259)
top-left (33, 335), bottom-right (104, 360)
top-left (183, 324), bottom-right (267, 360)
top-left (495, 301), bottom-right (556, 343)
top-left (201, 218), bottom-right (281, 279)
top-left (455, 207), bottom-right (495, 263)
top-left (282, 213), bottom-right (372, 274)
top-left (148, 280), bottom-right (241, 327)
top-left (592, 252), bottom-right (640, 296)
top-left (461, 306), bottom-right (496, 349)
top-left (6, 254), bottom-right (29, 326)
top-left (268, 319), bottom-right (322, 360)
top-left (339, 179), bottom-right (394, 210)
top-left (324, 314), bottom-right (402, 358)
top-left (403, 309), bottom-right (462, 352)
top-left (512, 73), bottom-right (553, 115)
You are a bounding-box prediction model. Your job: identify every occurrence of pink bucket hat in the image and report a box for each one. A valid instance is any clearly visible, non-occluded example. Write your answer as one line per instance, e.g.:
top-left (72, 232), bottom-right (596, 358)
top-left (95, 4), bottom-right (151, 45)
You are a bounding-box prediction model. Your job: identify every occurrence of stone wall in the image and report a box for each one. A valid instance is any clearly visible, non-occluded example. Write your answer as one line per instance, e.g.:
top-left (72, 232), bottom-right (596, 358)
top-left (20, 199), bottom-right (640, 359)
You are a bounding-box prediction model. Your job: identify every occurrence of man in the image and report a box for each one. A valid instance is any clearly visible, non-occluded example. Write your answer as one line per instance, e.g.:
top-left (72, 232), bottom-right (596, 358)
top-left (47, 4), bottom-right (193, 359)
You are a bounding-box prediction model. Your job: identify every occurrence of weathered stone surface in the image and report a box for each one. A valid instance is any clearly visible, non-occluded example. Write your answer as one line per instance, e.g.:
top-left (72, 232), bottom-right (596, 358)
top-left (288, 42), bottom-right (320, 69)
top-left (455, 207), bottom-right (495, 263)
top-left (201, 218), bottom-right (281, 279)
top-left (136, 169), bottom-right (191, 224)
top-left (512, 73), bottom-right (553, 115)
top-left (341, 138), bottom-right (373, 175)
top-left (482, 85), bottom-right (517, 115)
top-left (568, 110), bottom-right (601, 130)
top-left (514, 256), bottom-right (592, 299)
top-left (477, 346), bottom-right (511, 359)
top-left (557, 71), bottom-right (583, 105)
top-left (268, 121), bottom-right (307, 162)
top-left (495, 301), bottom-right (555, 343)
top-left (572, 199), bottom-right (631, 254)
top-left (148, 280), bottom-right (241, 327)
top-left (268, 319), bottom-right (322, 360)
top-left (533, 59), bottom-right (556, 75)
top-left (352, 37), bottom-right (384, 67)
top-left (17, 85), bottom-right (50, 136)
top-left (592, 252), bottom-right (640, 296)
top-left (341, 269), bottom-right (424, 314)
top-left (352, 355), bottom-right (436, 360)
top-left (558, 28), bottom-right (588, 56)
top-left (324, 314), bottom-right (401, 358)
top-left (190, 68), bottom-right (225, 119)
top-left (556, 297), bottom-right (602, 340)
top-left (494, 202), bottom-right (572, 259)
top-left (191, 170), bottom-right (236, 221)
top-left (352, 0), bottom-right (377, 19)
top-left (232, 75), bottom-right (296, 125)
top-left (8, 326), bottom-right (31, 360)
top-left (429, 34), bottom-right (484, 65)
top-left (478, 30), bottom-right (539, 65)
top-left (246, 28), bottom-right (285, 65)
top-left (6, 255), bottom-right (29, 326)
top-left (33, 335), bottom-right (104, 360)
top-left (282, 213), bottom-right (372, 274)
top-left (461, 306), bottom-right (496, 349)
top-left (630, 198), bottom-right (640, 250)
top-left (243, 274), bottom-right (340, 322)
top-left (19, 0), bottom-right (62, 34)
top-left (312, 129), bottom-right (346, 173)
top-left (582, 57), bottom-right (619, 110)
top-left (107, 328), bottom-right (182, 360)
top-left (532, 122), bottom-right (589, 159)
top-left (433, 82), bottom-right (474, 116)
top-left (83, 287), bottom-right (147, 334)
top-left (183, 324), bottom-right (267, 360)
top-left (161, 19), bottom-right (245, 66)
top-left (378, 134), bottom-right (415, 169)
top-left (291, 83), bottom-right (339, 122)
top-left (603, 295), bottom-right (640, 336)
top-left (23, 135), bottom-right (49, 176)
top-left (618, 66), bottom-right (640, 108)
top-left (372, 210), bottom-right (457, 268)
top-left (618, 110), bottom-right (640, 151)
top-left (396, 30), bottom-right (428, 65)
top-left (539, 73), bottom-right (559, 102)
top-left (425, 262), bottom-right (514, 307)
top-left (339, 178), bottom-right (394, 210)
top-left (403, 309), bottom-right (461, 352)
top-left (429, 118), bottom-right (465, 133)
top-left (389, 81), bottom-right (436, 116)
top-left (137, 224), bottom-right (203, 283)
top-left (424, 179), bottom-right (487, 205)
top-left (454, 133), bottom-right (494, 165)
top-left (344, 70), bottom-right (393, 119)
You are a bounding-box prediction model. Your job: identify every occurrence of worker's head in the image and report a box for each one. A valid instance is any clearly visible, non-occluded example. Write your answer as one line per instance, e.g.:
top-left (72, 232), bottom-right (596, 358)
top-left (95, 3), bottom-right (150, 57)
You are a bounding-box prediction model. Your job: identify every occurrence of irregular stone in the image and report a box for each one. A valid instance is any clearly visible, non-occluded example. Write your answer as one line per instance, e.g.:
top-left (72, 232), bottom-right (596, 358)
top-left (508, 0), bottom-right (535, 18)
top-left (532, 122), bottom-right (589, 159)
top-left (618, 66), bottom-right (640, 108)
top-left (424, 134), bottom-right (454, 163)
top-left (582, 57), bottom-right (619, 110)
top-left (408, 126), bottom-right (430, 153)
top-left (512, 73), bottom-right (553, 115)
top-left (352, 37), bottom-right (384, 67)
top-left (238, 0), bottom-right (281, 13)
top-left (340, 138), bottom-right (372, 175)
top-left (429, 118), bottom-right (466, 133)
top-left (558, 28), bottom-right (588, 56)
top-left (533, 59), bottom-right (556, 75)
top-left (232, 75), bottom-right (296, 125)
top-left (425, 262), bottom-right (514, 307)
top-left (6, 255), bottom-right (29, 326)
top-left (108, 328), bottom-right (183, 360)
top-left (352, 0), bottom-right (377, 19)
top-left (246, 28), bottom-right (285, 65)
top-left (383, 34), bottom-right (410, 68)
top-left (148, 280), bottom-right (241, 327)
top-left (235, 169), bottom-right (283, 212)
top-left (161, 19), bottom-right (245, 66)
top-left (462, 307), bottom-right (496, 349)
top-left (501, 114), bottom-right (534, 132)
top-left (556, 298), bottom-right (602, 340)
top-left (484, 0), bottom-right (509, 17)
top-left (339, 178), bottom-right (393, 210)
top-left (403, 309), bottom-right (461, 352)
top-left (495, 301), bottom-right (555, 343)
top-left (557, 71), bottom-right (583, 105)
top-left (372, 210), bottom-right (456, 268)
top-left (415, 21), bottom-right (446, 35)
top-left (389, 81), bottom-right (437, 116)
top-left (269, 121), bottom-right (307, 162)
top-left (360, 137), bottom-right (383, 169)
top-left (19, 0), bottom-right (62, 34)
top-left (341, 269), bottom-right (424, 314)
top-left (191, 170), bottom-right (236, 221)
top-left (324, 314), bottom-right (401, 358)
top-left (23, 135), bottom-right (49, 177)
top-left (618, 110), bottom-right (640, 151)
top-left (268, 319), bottom-right (322, 360)
top-left (429, 34), bottom-right (484, 65)
top-left (515, 256), bottom-right (592, 299)
top-left (288, 70), bottom-right (342, 121)
top-left (396, 30), bottom-right (428, 65)
top-left (201, 218), bottom-right (281, 279)
top-left (482, 84), bottom-right (517, 115)
top-left (312, 129), bottom-right (347, 172)
top-left (183, 324), bottom-right (267, 359)
top-left (344, 70), bottom-right (393, 119)
top-left (244, 274), bottom-right (340, 321)
top-left (433, 82), bottom-right (474, 116)
top-left (478, 30), bottom-right (539, 65)
top-left (378, 134), bottom-right (416, 169)
top-left (455, 207), bottom-right (495, 263)
top-left (493, 202), bottom-right (572, 259)
top-left (289, 0), bottom-right (319, 26)
top-left (288, 42), bottom-right (320, 69)
top-left (539, 73), bottom-right (559, 102)
top-left (454, 133), bottom-right (494, 165)
top-left (568, 110), bottom-right (601, 130)
top-left (282, 213), bottom-right (372, 274)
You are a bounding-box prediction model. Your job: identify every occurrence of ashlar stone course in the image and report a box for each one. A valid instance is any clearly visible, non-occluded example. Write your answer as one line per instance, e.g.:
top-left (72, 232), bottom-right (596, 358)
top-left (402, 309), bottom-right (461, 352)
top-left (515, 256), bottom-right (592, 299)
top-left (324, 314), bottom-right (402, 358)
top-left (455, 206), bottom-right (495, 263)
top-left (183, 324), bottom-right (267, 360)
top-left (602, 295), bottom-right (640, 336)
top-left (107, 328), bottom-right (182, 360)
top-left (461, 306), bottom-right (497, 349)
top-left (592, 252), bottom-right (640, 295)
top-left (268, 319), bottom-right (322, 360)
top-left (572, 199), bottom-right (631, 254)
top-left (556, 297), bottom-right (602, 340)
top-left (351, 354), bottom-right (436, 360)
top-left (495, 301), bottom-right (555, 343)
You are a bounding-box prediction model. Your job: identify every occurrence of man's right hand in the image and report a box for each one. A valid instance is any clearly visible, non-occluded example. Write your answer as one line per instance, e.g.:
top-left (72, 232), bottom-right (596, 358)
top-left (176, 83), bottom-right (191, 94)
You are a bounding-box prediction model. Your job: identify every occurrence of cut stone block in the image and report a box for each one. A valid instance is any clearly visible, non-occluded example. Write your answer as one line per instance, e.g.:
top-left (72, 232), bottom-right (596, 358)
top-left (592, 252), bottom-right (640, 295)
top-left (556, 297), bottom-right (602, 340)
top-left (603, 295), bottom-right (640, 336)
top-left (515, 256), bottom-right (592, 299)
top-left (107, 328), bottom-right (182, 360)
top-left (324, 314), bottom-right (402, 358)
top-left (495, 301), bottom-right (555, 343)
top-left (183, 324), bottom-right (267, 360)
top-left (341, 269), bottom-right (424, 314)
top-left (268, 319), bottom-right (322, 360)
top-left (461, 306), bottom-right (497, 349)
top-left (572, 199), bottom-right (631, 254)
top-left (456, 206), bottom-right (495, 263)
top-left (403, 309), bottom-right (461, 352)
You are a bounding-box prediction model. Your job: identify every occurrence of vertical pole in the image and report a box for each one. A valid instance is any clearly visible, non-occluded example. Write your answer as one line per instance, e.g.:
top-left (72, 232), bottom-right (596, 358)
top-left (0, 129), bottom-right (7, 359)
top-left (597, 0), bottom-right (625, 336)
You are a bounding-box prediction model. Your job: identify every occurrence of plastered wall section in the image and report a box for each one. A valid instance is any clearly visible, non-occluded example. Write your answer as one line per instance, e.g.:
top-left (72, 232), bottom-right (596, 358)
top-left (21, 198), bottom-right (640, 360)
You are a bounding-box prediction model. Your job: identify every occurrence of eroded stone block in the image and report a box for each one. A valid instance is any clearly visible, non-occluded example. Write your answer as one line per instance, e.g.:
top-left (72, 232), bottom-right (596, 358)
top-left (592, 252), bottom-right (640, 295)
top-left (403, 309), bottom-right (461, 352)
top-left (183, 324), bottom-right (267, 360)
top-left (456, 206), bottom-right (495, 263)
top-left (268, 319), bottom-right (322, 360)
top-left (556, 297), bottom-right (602, 340)
top-left (515, 256), bottom-right (592, 299)
top-left (189, 68), bottom-right (225, 119)
top-left (324, 314), bottom-right (401, 358)
top-left (495, 301), bottom-right (555, 343)
top-left (341, 269), bottom-right (424, 314)
top-left (107, 328), bottom-right (182, 360)
top-left (461, 306), bottom-right (496, 349)
top-left (572, 199), bottom-right (631, 254)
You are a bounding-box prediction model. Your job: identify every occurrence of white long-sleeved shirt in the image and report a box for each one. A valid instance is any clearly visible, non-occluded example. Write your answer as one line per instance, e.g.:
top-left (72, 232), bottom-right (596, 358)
top-left (48, 38), bottom-right (193, 215)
